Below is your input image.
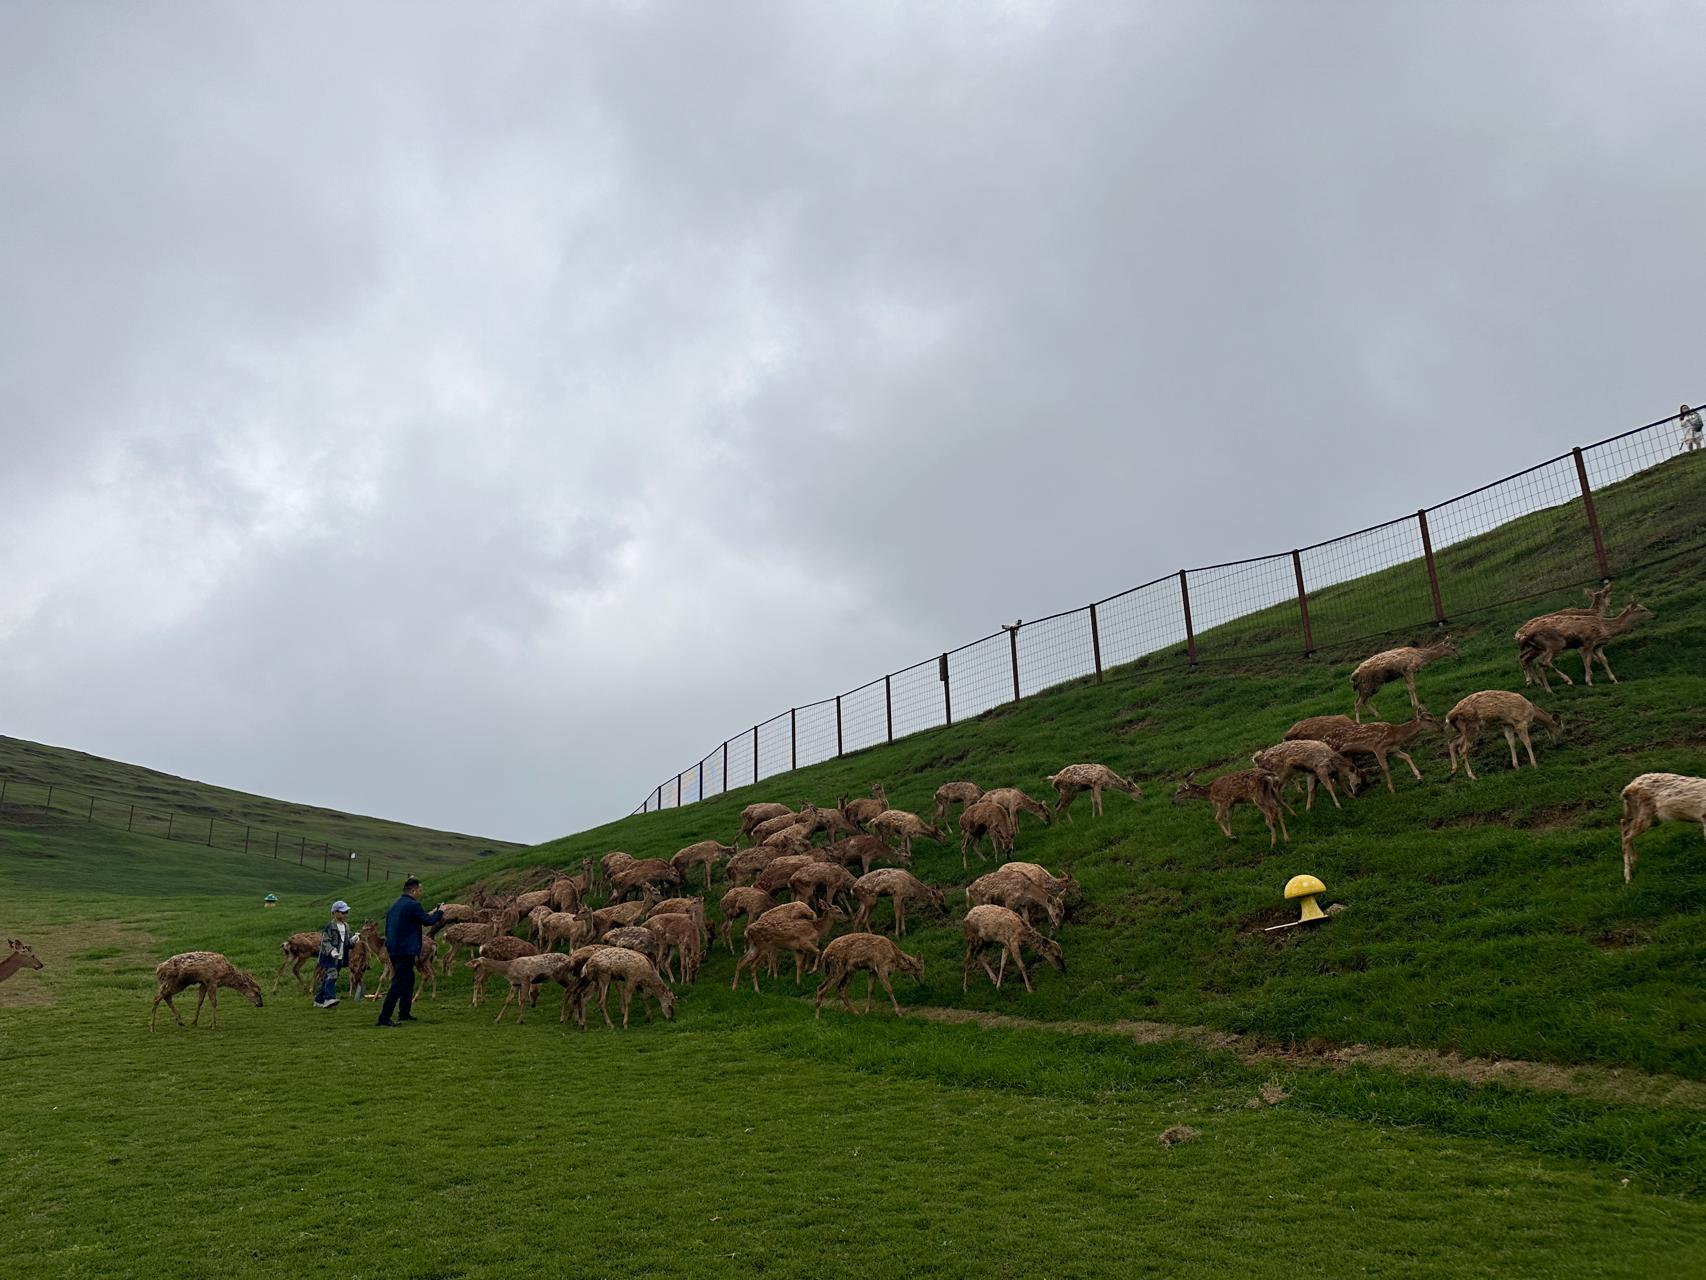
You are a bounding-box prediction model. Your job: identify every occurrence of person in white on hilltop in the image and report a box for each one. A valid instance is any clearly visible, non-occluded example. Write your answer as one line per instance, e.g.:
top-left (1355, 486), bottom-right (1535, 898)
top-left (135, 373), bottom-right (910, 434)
top-left (1680, 404), bottom-right (1703, 455)
top-left (313, 901), bottom-right (352, 1008)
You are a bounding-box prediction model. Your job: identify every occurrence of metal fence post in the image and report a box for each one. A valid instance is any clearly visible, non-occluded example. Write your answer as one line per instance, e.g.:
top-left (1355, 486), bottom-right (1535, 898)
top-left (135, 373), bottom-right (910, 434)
top-left (299, 835), bottom-right (305, 865)
top-left (699, 760), bottom-right (705, 802)
top-left (0, 780), bottom-right (7, 806)
top-left (322, 844), bottom-right (330, 872)
top-left (273, 831), bottom-right (280, 858)
top-left (128, 805), bottom-right (135, 832)
top-left (722, 740), bottom-right (729, 793)
top-left (166, 811), bottom-right (174, 840)
top-left (790, 708), bottom-right (797, 771)
top-left (243, 826), bottom-right (250, 854)
top-left (939, 654), bottom-right (952, 726)
top-left (676, 773), bottom-right (683, 807)
top-left (752, 725), bottom-right (759, 785)
top-left (1290, 550), bottom-right (1314, 656)
top-left (1178, 570), bottom-right (1197, 666)
top-left (1572, 446), bottom-right (1611, 578)
top-left (1417, 509), bottom-right (1446, 624)
top-left (1006, 625), bottom-right (1021, 702)
top-left (884, 676), bottom-right (893, 742)
top-left (366, 856), bottom-right (371, 881)
top-left (87, 795), bottom-right (95, 822)
top-left (835, 696), bottom-right (843, 756)
top-left (207, 817), bottom-right (215, 847)
top-left (655, 783), bottom-right (663, 811)
top-left (1089, 604), bottom-right (1103, 683)
top-left (45, 785), bottom-right (54, 814)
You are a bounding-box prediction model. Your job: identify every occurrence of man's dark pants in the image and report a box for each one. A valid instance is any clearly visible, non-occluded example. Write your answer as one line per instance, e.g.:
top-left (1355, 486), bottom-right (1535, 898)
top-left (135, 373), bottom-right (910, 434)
top-left (379, 955), bottom-right (417, 1023)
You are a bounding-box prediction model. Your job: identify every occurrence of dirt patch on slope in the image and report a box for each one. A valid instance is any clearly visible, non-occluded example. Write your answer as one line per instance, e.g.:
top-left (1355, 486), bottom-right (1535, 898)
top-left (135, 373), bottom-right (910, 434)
top-left (906, 1005), bottom-right (1706, 1111)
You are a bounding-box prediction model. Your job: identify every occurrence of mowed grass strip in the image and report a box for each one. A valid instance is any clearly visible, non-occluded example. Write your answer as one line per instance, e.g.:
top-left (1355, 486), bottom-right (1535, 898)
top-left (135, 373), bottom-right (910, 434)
top-left (5, 985), bottom-right (1706, 1280)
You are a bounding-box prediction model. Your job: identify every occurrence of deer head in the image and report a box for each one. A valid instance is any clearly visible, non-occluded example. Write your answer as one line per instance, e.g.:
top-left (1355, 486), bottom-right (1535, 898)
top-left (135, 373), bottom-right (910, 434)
top-left (897, 949), bottom-right (926, 982)
top-left (7, 940), bottom-right (43, 971)
top-left (228, 969), bottom-right (264, 1007)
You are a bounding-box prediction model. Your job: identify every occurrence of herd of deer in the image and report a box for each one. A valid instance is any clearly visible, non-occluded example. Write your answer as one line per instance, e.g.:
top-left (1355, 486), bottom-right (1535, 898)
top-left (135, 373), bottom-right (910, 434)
top-left (1171, 581), bottom-right (1702, 884)
top-left (140, 579), bottom-right (1704, 1031)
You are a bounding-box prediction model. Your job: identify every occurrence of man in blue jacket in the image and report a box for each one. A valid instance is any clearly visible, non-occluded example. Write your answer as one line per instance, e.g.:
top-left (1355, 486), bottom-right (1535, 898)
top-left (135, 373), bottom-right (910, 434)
top-left (377, 876), bottom-right (444, 1027)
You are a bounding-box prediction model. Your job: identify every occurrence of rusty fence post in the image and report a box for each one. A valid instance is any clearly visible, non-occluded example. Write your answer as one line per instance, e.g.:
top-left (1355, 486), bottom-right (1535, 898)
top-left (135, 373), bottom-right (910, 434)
top-left (1007, 626), bottom-right (1021, 702)
top-left (835, 696), bottom-right (843, 756)
top-left (1417, 509), bottom-right (1446, 624)
top-left (884, 676), bottom-right (893, 742)
top-left (790, 708), bottom-right (797, 771)
top-left (939, 653), bottom-right (952, 726)
top-left (1178, 570), bottom-right (1197, 666)
top-left (1572, 446), bottom-right (1611, 578)
top-left (1089, 604), bottom-right (1103, 683)
top-left (1291, 550), bottom-right (1314, 656)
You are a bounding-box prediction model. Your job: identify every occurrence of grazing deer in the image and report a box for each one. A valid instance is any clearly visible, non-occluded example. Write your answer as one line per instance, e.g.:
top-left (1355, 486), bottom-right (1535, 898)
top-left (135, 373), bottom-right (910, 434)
top-left (737, 802), bottom-right (794, 844)
top-left (932, 781), bottom-right (983, 826)
top-left (961, 905), bottom-right (1064, 993)
top-left (1173, 769), bottom-right (1289, 846)
top-left (0, 939), bottom-right (43, 985)
top-left (717, 886), bottom-right (776, 953)
top-left (1251, 741), bottom-right (1360, 811)
top-left (866, 810), bottom-right (945, 859)
top-left (1045, 764), bottom-right (1142, 822)
top-left (1348, 636), bottom-right (1458, 722)
top-left (1619, 773), bottom-right (1706, 883)
top-left (468, 936), bottom-right (538, 1006)
top-left (1445, 691), bottom-right (1562, 780)
top-left (974, 787), bottom-right (1052, 830)
top-left (850, 868), bottom-right (945, 937)
top-left (732, 907), bottom-right (844, 992)
top-left (572, 947), bottom-right (676, 1030)
top-left (1518, 602), bottom-right (1654, 693)
top-left (965, 870), bottom-right (1064, 935)
top-left (1284, 712), bottom-right (1444, 793)
top-left (958, 800), bottom-right (1017, 868)
top-left (149, 952), bottom-right (263, 1031)
top-left (813, 933), bottom-right (925, 1018)
top-left (671, 841), bottom-right (734, 892)
top-left (839, 784), bottom-right (891, 830)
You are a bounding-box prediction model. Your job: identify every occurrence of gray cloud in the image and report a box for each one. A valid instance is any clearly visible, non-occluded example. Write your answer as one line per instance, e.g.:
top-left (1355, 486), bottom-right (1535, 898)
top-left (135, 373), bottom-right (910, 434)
top-left (2, 2), bottom-right (1702, 840)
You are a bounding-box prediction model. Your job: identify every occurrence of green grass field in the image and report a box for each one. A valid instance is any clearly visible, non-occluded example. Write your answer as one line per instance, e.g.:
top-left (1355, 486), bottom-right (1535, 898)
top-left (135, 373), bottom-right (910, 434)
top-left (3, 453), bottom-right (1705, 1277)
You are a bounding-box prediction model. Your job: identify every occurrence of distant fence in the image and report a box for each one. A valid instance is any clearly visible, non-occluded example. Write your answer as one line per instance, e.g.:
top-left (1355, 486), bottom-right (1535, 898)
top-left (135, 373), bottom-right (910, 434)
top-left (633, 403), bottom-right (1705, 815)
top-left (0, 774), bottom-right (402, 882)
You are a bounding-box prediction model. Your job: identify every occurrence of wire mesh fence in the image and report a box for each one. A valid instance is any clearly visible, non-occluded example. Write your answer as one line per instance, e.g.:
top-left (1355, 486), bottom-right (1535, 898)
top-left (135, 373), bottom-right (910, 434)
top-left (0, 774), bottom-right (398, 881)
top-left (632, 404), bottom-right (1705, 816)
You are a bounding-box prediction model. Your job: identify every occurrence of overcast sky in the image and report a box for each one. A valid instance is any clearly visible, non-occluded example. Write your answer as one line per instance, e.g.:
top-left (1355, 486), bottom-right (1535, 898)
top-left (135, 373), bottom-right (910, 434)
top-left (2, 3), bottom-right (1701, 843)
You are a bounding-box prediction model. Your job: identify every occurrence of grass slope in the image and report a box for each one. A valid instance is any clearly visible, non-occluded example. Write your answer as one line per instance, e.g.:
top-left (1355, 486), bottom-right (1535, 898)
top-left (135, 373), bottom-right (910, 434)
top-left (3, 453), bottom-right (1705, 1277)
top-left (0, 735), bottom-right (521, 871)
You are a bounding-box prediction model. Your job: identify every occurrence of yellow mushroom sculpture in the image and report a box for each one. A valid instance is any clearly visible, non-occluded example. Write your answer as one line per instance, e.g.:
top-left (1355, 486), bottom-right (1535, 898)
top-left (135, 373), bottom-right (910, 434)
top-left (1266, 874), bottom-right (1328, 932)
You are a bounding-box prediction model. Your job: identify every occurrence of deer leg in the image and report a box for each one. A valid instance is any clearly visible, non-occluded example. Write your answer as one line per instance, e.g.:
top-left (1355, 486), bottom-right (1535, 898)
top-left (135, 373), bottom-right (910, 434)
top-left (1322, 772), bottom-right (1341, 810)
top-left (207, 986), bottom-right (220, 1029)
top-left (191, 985), bottom-right (208, 1026)
top-left (1596, 648), bottom-right (1619, 684)
top-left (1394, 748), bottom-right (1422, 781)
top-left (863, 973), bottom-right (876, 1014)
top-left (1213, 803), bottom-right (1235, 839)
top-left (962, 939), bottom-right (975, 992)
top-left (1352, 691), bottom-right (1366, 724)
top-left (598, 976), bottom-right (616, 1029)
top-left (1274, 804), bottom-right (1289, 845)
top-left (1015, 946), bottom-right (1033, 993)
top-left (1404, 673), bottom-right (1421, 718)
top-left (880, 970), bottom-right (903, 1016)
top-left (994, 949), bottom-right (1008, 991)
top-left (896, 901), bottom-right (907, 938)
top-left (620, 985), bottom-right (634, 1029)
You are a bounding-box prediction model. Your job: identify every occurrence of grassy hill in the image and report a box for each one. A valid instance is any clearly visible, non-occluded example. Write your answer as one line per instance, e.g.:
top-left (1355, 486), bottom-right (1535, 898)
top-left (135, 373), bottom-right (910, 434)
top-left (0, 734), bottom-right (522, 875)
top-left (3, 452), bottom-right (1706, 1277)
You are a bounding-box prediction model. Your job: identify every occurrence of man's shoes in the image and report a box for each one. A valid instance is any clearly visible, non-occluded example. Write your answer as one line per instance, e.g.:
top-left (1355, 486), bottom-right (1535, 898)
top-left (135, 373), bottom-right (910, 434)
top-left (375, 1019), bottom-right (397, 1028)
top-left (322, 997), bottom-right (339, 1007)
top-left (312, 999), bottom-right (327, 1008)
top-left (399, 1014), bottom-right (418, 1022)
